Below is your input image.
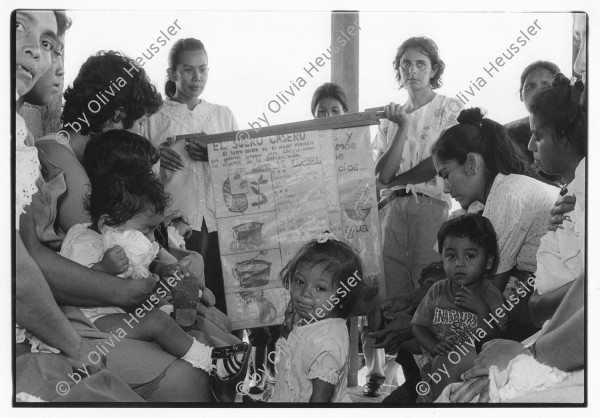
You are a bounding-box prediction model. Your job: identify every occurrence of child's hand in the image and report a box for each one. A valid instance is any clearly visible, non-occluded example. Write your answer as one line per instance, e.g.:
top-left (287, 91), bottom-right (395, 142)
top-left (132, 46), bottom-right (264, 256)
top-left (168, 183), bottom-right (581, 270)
top-left (172, 218), bottom-right (193, 239)
top-left (200, 287), bottom-right (216, 307)
top-left (433, 339), bottom-right (456, 356)
top-left (454, 287), bottom-right (489, 316)
top-left (281, 300), bottom-right (301, 339)
top-left (99, 245), bottom-right (129, 275)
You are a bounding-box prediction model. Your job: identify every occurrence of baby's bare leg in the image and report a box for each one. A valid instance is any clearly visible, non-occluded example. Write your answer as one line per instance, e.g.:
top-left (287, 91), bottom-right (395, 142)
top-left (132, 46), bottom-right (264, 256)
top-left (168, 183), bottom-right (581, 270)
top-left (94, 310), bottom-right (194, 357)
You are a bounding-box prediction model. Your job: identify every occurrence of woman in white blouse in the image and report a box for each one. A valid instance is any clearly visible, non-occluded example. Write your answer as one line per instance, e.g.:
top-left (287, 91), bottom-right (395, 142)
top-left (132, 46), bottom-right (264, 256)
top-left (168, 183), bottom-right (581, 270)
top-left (432, 107), bottom-right (559, 340)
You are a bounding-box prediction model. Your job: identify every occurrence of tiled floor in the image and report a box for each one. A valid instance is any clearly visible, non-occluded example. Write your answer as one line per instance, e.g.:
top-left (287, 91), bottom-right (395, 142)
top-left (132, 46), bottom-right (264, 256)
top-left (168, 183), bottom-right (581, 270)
top-left (237, 352), bottom-right (404, 403)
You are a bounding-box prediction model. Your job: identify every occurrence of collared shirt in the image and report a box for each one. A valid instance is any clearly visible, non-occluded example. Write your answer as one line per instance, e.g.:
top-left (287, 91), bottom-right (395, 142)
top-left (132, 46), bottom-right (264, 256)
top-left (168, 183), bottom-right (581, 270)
top-left (482, 173), bottom-right (559, 274)
top-left (140, 99), bottom-right (238, 232)
top-left (372, 94), bottom-right (463, 207)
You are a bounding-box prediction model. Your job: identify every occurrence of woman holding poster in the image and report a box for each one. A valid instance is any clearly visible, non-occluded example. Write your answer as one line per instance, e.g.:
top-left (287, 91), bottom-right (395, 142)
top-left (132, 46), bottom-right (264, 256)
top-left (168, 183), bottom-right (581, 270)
top-left (368, 37), bottom-right (462, 398)
top-left (375, 37), bottom-right (462, 300)
top-left (141, 38), bottom-right (238, 313)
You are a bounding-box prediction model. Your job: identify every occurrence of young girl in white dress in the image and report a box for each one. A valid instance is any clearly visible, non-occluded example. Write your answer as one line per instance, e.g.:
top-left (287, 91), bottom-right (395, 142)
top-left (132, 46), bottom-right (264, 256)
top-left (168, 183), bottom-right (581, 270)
top-left (140, 38), bottom-right (237, 312)
top-left (270, 234), bottom-right (363, 402)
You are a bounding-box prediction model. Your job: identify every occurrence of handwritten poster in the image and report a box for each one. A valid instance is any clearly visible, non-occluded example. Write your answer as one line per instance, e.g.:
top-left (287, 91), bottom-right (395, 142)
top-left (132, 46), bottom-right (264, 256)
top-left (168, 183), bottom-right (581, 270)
top-left (208, 126), bottom-right (384, 330)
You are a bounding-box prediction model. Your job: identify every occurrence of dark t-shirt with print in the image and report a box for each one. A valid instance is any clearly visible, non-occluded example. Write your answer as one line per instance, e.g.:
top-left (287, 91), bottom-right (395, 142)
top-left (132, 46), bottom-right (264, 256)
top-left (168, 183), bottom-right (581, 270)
top-left (411, 279), bottom-right (507, 347)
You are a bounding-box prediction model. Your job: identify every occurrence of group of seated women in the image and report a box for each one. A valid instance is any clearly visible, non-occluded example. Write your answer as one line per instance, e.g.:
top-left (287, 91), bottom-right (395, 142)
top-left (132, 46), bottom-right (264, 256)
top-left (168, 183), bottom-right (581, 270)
top-left (14, 9), bottom-right (586, 404)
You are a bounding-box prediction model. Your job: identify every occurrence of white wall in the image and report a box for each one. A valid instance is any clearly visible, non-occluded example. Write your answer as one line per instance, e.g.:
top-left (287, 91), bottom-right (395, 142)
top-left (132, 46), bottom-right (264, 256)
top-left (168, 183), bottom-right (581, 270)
top-left (360, 12), bottom-right (573, 124)
top-left (64, 11), bottom-right (573, 130)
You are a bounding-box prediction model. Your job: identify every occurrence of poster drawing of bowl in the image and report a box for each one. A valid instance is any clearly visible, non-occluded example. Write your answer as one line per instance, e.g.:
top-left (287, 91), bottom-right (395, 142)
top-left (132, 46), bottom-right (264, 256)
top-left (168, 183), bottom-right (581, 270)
top-left (239, 291), bottom-right (277, 323)
top-left (232, 221), bottom-right (264, 244)
top-left (223, 177), bottom-right (248, 214)
top-left (233, 257), bottom-right (272, 288)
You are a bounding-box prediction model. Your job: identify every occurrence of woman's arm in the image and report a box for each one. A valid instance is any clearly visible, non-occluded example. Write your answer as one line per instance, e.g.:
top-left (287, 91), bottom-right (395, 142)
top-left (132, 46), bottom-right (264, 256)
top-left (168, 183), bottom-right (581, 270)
top-left (451, 274), bottom-right (584, 402)
top-left (16, 233), bottom-right (83, 354)
top-left (19, 210), bottom-right (156, 307)
top-left (36, 141), bottom-right (91, 232)
top-left (529, 282), bottom-right (574, 328)
top-left (375, 105), bottom-right (409, 185)
top-left (382, 157), bottom-right (437, 188)
top-left (16, 232), bottom-right (106, 371)
top-left (375, 127), bottom-right (408, 185)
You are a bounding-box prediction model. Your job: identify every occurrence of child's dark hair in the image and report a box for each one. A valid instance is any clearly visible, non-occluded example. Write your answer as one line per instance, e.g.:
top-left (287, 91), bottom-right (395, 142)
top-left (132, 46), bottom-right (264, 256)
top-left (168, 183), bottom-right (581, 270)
top-left (62, 51), bottom-right (162, 135)
top-left (83, 130), bottom-right (160, 185)
top-left (529, 73), bottom-right (586, 159)
top-left (84, 161), bottom-right (169, 228)
top-left (437, 213), bottom-right (498, 274)
top-left (311, 82), bottom-right (349, 116)
top-left (280, 237), bottom-right (363, 319)
top-left (393, 37), bottom-right (445, 89)
top-left (165, 38), bottom-right (206, 98)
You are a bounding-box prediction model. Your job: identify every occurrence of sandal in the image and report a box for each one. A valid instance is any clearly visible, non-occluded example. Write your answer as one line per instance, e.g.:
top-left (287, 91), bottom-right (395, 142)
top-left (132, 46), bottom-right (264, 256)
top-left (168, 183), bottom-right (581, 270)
top-left (211, 342), bottom-right (252, 384)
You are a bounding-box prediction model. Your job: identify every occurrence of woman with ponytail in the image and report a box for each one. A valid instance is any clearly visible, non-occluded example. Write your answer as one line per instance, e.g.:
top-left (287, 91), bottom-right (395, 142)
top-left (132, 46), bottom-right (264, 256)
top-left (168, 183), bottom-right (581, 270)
top-left (432, 108), bottom-right (559, 340)
top-left (141, 38), bottom-right (238, 313)
top-left (527, 74), bottom-right (586, 327)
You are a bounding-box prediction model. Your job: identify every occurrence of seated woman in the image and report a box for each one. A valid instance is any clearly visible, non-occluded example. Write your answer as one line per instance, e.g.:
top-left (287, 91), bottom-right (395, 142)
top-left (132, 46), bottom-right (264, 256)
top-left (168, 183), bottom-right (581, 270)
top-left (527, 74), bottom-right (586, 327)
top-left (21, 50), bottom-right (236, 401)
top-left (437, 14), bottom-right (587, 405)
top-left (15, 10), bottom-right (142, 402)
top-left (431, 107), bottom-right (559, 341)
top-left (506, 61), bottom-right (562, 185)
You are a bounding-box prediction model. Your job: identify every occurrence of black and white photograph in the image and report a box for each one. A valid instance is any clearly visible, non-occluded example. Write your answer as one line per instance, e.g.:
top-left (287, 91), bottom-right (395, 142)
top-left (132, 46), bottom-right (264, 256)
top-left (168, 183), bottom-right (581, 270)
top-left (4, 0), bottom-right (597, 411)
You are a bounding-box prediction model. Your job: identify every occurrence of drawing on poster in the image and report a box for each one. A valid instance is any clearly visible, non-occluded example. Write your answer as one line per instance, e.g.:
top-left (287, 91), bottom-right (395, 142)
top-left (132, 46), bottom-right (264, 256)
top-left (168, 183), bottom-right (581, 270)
top-left (205, 123), bottom-right (384, 330)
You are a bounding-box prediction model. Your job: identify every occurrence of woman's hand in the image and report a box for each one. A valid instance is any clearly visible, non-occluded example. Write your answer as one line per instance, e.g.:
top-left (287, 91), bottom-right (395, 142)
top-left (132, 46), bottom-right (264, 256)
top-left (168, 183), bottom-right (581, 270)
top-left (449, 376), bottom-right (491, 403)
top-left (548, 195), bottom-right (576, 231)
top-left (371, 312), bottom-right (414, 352)
top-left (185, 138), bottom-right (208, 162)
top-left (200, 287), bottom-right (216, 307)
top-left (63, 338), bottom-right (106, 376)
top-left (448, 339), bottom-right (529, 402)
top-left (159, 144), bottom-right (184, 171)
top-left (163, 210), bottom-right (189, 226)
top-left (381, 295), bottom-right (412, 317)
top-left (123, 273), bottom-right (160, 306)
top-left (462, 339), bottom-right (527, 380)
top-left (384, 102), bottom-right (409, 131)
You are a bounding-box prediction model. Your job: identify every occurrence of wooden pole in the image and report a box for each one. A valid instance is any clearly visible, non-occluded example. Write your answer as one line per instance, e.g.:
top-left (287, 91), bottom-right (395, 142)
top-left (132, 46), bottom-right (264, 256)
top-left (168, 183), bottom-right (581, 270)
top-left (331, 10), bottom-right (360, 387)
top-left (331, 11), bottom-right (360, 113)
